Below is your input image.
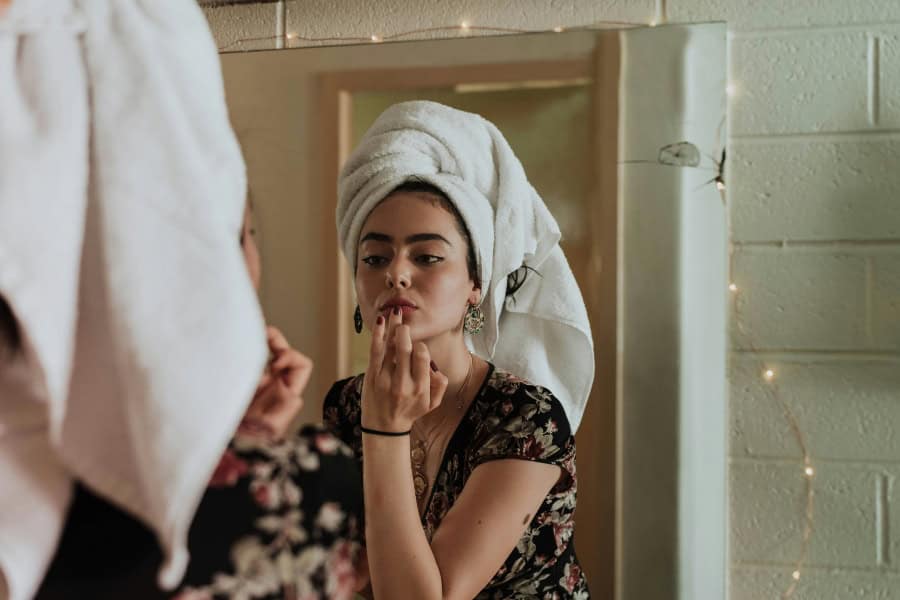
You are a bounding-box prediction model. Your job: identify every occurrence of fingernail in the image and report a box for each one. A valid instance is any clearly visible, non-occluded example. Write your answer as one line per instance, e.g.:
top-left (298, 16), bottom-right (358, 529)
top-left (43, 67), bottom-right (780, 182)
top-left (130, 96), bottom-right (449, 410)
top-left (376, 315), bottom-right (384, 325)
top-left (430, 360), bottom-right (438, 372)
top-left (393, 306), bottom-right (401, 316)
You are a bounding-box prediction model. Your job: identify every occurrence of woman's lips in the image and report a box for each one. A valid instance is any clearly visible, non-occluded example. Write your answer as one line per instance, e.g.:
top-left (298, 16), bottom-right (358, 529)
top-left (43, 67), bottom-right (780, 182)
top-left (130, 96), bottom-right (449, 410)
top-left (380, 305), bottom-right (417, 317)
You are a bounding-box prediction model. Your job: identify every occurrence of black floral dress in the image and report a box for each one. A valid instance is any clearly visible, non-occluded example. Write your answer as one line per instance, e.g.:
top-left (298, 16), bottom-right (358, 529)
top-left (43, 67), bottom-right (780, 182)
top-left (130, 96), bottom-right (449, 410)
top-left (175, 425), bottom-right (365, 600)
top-left (36, 425), bottom-right (364, 600)
top-left (324, 364), bottom-right (590, 599)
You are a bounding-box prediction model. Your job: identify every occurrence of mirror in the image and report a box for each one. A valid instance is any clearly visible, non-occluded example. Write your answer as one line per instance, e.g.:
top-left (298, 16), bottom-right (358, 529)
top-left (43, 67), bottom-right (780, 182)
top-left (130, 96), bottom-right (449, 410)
top-left (218, 23), bottom-right (726, 599)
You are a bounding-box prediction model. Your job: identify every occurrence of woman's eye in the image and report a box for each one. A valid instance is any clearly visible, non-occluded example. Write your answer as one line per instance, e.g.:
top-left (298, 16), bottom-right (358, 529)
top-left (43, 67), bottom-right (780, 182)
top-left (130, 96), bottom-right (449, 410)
top-left (361, 256), bottom-right (386, 267)
top-left (417, 255), bottom-right (443, 265)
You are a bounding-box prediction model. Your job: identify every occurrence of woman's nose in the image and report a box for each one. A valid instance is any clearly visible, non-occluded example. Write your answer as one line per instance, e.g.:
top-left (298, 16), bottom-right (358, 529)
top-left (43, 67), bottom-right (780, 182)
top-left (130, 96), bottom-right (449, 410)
top-left (385, 264), bottom-right (411, 288)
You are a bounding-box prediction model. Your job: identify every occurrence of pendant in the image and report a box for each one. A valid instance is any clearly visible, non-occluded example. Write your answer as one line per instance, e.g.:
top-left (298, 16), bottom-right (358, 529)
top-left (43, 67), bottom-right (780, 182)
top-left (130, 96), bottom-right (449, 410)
top-left (413, 473), bottom-right (428, 500)
top-left (411, 444), bottom-right (426, 464)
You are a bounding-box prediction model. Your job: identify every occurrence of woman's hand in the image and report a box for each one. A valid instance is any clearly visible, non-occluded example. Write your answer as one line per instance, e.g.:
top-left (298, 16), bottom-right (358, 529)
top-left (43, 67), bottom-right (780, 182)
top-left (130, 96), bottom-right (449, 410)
top-left (240, 326), bottom-right (312, 439)
top-left (361, 308), bottom-right (448, 432)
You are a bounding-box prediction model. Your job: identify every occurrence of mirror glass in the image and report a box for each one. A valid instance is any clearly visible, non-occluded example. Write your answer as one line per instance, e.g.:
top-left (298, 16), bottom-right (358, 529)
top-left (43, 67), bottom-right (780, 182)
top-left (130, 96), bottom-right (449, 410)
top-left (219, 24), bottom-right (727, 599)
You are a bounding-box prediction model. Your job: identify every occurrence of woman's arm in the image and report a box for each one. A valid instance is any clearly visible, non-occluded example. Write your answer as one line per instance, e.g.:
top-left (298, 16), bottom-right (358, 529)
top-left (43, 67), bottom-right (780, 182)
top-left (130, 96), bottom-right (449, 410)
top-left (363, 432), bottom-right (442, 598)
top-left (429, 459), bottom-right (559, 598)
top-left (365, 448), bottom-right (559, 600)
top-left (360, 310), bottom-right (445, 598)
top-left (360, 310), bottom-right (562, 600)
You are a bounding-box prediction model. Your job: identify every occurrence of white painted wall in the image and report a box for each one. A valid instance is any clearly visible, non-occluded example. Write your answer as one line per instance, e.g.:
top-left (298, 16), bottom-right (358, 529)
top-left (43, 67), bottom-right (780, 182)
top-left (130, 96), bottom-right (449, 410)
top-left (201, 2), bottom-right (900, 598)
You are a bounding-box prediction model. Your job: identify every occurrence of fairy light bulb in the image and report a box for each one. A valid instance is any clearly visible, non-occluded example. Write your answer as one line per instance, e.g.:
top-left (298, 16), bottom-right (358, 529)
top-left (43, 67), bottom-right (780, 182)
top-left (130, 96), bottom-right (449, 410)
top-left (553, 26), bottom-right (564, 33)
top-left (792, 570), bottom-right (801, 581)
top-left (286, 32), bottom-right (298, 40)
top-left (764, 369), bottom-right (775, 381)
top-left (805, 466), bottom-right (815, 477)
top-left (729, 283), bottom-right (738, 292)
top-left (370, 34), bottom-right (383, 42)
top-left (716, 180), bottom-right (726, 192)
top-left (460, 21), bottom-right (471, 31)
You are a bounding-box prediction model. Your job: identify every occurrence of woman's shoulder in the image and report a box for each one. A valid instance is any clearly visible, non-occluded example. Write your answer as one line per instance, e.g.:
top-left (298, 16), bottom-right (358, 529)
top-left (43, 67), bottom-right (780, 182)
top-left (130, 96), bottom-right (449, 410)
top-left (467, 366), bottom-right (574, 465)
top-left (324, 373), bottom-right (365, 404)
top-left (322, 374), bottom-right (365, 437)
top-left (479, 367), bottom-right (573, 440)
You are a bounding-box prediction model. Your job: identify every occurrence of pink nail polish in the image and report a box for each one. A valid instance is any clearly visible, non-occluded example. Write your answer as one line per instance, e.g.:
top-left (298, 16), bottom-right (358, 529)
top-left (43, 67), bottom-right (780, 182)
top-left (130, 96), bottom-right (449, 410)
top-left (376, 315), bottom-right (384, 325)
top-left (430, 360), bottom-right (438, 372)
top-left (393, 306), bottom-right (401, 316)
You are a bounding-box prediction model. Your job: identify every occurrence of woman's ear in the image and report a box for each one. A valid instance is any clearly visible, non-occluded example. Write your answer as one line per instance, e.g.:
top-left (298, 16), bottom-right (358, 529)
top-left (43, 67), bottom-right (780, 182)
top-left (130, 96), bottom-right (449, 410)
top-left (468, 287), bottom-right (482, 306)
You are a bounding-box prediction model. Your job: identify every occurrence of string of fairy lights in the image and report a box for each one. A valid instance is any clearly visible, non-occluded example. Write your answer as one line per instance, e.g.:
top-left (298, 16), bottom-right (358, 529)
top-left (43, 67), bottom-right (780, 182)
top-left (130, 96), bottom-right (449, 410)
top-left (216, 20), bottom-right (649, 52)
top-left (214, 15), bottom-right (817, 597)
top-left (726, 173), bottom-right (816, 597)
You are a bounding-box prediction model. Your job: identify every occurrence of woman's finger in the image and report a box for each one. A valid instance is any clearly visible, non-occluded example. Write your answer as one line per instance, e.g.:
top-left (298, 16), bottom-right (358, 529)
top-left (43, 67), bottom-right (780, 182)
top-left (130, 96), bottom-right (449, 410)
top-left (278, 351), bottom-right (313, 397)
top-left (411, 342), bottom-right (430, 397)
top-left (383, 307), bottom-right (403, 362)
top-left (368, 315), bottom-right (387, 377)
top-left (391, 325), bottom-right (413, 396)
top-left (256, 370), bottom-right (273, 391)
top-left (271, 347), bottom-right (310, 374)
top-left (266, 325), bottom-right (290, 353)
top-left (244, 381), bottom-right (277, 422)
top-left (381, 308), bottom-right (403, 374)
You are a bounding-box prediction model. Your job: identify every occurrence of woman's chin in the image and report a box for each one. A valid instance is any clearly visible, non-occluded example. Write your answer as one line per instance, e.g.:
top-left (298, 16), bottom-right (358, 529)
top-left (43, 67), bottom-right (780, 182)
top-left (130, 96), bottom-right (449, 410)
top-left (408, 326), bottom-right (459, 346)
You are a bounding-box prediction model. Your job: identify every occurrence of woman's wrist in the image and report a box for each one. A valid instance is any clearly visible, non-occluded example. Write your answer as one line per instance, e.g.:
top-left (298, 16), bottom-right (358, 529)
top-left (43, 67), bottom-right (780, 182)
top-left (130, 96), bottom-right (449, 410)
top-left (360, 425), bottom-right (411, 436)
top-left (360, 414), bottom-right (414, 434)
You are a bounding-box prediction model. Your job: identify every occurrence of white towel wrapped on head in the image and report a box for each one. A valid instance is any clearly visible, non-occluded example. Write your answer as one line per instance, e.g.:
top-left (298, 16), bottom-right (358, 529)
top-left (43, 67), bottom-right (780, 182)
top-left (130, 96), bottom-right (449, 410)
top-left (337, 100), bottom-right (594, 432)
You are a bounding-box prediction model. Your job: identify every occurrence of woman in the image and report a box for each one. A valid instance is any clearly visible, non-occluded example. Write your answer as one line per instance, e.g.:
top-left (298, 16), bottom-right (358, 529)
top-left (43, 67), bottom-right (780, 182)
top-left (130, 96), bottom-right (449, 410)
top-left (324, 101), bottom-right (595, 599)
top-left (37, 202), bottom-right (366, 600)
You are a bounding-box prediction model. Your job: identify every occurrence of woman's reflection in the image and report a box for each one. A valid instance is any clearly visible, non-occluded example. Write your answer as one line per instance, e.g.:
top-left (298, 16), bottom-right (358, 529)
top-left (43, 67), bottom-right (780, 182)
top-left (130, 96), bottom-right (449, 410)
top-left (324, 100), bottom-right (593, 599)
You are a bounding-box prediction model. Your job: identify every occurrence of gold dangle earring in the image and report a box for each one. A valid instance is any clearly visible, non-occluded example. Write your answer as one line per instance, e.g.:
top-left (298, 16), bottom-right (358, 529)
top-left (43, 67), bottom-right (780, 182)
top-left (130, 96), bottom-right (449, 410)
top-left (463, 303), bottom-right (484, 334)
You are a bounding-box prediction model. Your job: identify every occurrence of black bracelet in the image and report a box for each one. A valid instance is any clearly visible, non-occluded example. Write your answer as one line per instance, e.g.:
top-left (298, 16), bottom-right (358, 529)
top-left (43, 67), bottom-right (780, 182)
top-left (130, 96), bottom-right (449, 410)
top-left (360, 425), bottom-right (411, 437)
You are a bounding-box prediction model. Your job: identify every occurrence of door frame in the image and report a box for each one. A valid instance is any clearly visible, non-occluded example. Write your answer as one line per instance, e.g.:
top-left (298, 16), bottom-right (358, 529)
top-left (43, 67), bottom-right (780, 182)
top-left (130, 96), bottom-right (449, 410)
top-left (315, 49), bottom-right (620, 596)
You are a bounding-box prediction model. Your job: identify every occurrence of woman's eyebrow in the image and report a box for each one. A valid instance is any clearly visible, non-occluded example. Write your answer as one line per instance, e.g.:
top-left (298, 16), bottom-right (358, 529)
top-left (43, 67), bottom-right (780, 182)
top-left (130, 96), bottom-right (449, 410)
top-left (406, 233), bottom-right (452, 245)
top-left (360, 232), bottom-right (391, 244)
top-left (359, 232), bottom-right (452, 245)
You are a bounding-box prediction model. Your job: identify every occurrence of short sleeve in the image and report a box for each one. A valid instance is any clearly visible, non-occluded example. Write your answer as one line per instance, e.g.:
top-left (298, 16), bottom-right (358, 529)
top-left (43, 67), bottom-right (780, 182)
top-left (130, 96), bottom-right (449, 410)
top-left (470, 380), bottom-right (573, 470)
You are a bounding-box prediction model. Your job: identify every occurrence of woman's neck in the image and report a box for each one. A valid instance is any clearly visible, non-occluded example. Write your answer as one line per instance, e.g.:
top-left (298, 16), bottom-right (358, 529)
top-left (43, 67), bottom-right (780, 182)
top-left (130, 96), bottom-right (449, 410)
top-left (421, 333), bottom-right (469, 384)
top-left (418, 331), bottom-right (476, 422)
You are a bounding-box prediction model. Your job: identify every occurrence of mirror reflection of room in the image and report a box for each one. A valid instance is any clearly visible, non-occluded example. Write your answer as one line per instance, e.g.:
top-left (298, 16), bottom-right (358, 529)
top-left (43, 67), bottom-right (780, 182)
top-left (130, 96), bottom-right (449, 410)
top-left (212, 16), bottom-right (729, 600)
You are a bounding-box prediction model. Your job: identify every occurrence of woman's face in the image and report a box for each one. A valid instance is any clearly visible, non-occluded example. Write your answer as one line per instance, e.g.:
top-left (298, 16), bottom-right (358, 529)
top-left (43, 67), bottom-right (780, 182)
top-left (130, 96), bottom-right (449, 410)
top-left (241, 202), bottom-right (261, 291)
top-left (355, 192), bottom-right (480, 343)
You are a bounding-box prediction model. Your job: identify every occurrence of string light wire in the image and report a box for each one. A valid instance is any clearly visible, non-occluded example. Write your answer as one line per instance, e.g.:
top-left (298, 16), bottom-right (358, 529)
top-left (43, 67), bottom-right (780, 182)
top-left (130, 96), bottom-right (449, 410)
top-left (725, 173), bottom-right (815, 598)
top-left (217, 20), bottom-right (647, 51)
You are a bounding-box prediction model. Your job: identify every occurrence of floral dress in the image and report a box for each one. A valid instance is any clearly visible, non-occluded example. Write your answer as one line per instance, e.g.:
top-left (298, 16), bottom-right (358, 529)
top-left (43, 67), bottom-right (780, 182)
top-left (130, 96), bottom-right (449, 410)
top-left (324, 364), bottom-right (590, 599)
top-left (36, 425), bottom-right (363, 600)
top-left (175, 425), bottom-right (365, 600)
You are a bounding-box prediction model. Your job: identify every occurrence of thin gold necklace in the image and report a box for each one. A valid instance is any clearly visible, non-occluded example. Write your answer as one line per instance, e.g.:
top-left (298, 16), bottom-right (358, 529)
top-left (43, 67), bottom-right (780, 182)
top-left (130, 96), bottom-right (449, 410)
top-left (411, 353), bottom-right (474, 503)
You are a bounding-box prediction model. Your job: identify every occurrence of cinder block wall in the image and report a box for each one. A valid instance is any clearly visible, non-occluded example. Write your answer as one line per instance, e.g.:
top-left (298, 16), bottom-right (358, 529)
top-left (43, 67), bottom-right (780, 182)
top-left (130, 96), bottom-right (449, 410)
top-left (200, 2), bottom-right (900, 598)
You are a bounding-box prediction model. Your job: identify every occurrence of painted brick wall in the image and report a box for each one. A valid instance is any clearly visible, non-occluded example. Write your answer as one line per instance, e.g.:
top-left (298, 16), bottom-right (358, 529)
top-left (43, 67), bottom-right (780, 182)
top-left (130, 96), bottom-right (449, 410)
top-left (200, 2), bottom-right (900, 598)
